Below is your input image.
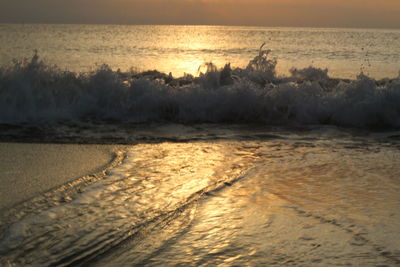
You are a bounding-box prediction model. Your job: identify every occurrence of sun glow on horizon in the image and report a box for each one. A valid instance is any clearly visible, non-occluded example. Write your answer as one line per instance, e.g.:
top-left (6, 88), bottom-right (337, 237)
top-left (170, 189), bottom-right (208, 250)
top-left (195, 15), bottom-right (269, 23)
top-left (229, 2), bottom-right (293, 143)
top-left (0, 0), bottom-right (399, 28)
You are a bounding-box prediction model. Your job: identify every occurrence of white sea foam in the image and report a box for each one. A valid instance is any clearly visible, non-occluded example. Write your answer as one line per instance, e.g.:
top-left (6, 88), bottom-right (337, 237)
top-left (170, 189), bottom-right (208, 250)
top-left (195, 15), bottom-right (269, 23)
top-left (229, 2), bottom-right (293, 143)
top-left (0, 51), bottom-right (399, 128)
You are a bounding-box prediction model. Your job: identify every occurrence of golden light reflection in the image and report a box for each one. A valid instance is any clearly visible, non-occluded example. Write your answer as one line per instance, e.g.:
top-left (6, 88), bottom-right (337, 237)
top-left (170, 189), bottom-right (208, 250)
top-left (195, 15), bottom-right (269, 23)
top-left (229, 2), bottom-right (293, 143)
top-left (112, 140), bottom-right (400, 265)
top-left (175, 59), bottom-right (205, 76)
top-left (151, 25), bottom-right (234, 76)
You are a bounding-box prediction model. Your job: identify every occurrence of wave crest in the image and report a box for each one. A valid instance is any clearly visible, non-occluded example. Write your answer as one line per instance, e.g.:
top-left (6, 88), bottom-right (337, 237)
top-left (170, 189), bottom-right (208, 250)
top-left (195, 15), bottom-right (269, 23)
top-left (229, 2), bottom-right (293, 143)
top-left (1, 49), bottom-right (400, 128)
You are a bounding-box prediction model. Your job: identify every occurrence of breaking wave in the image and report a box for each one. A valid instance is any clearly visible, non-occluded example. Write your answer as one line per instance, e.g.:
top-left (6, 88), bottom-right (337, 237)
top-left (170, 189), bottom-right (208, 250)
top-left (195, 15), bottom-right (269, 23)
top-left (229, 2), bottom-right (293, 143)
top-left (1, 47), bottom-right (400, 128)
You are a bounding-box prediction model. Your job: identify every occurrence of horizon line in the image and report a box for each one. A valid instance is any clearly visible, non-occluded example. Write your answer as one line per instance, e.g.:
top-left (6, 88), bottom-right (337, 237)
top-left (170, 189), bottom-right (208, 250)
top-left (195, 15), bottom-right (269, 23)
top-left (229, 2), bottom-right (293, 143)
top-left (1, 22), bottom-right (400, 31)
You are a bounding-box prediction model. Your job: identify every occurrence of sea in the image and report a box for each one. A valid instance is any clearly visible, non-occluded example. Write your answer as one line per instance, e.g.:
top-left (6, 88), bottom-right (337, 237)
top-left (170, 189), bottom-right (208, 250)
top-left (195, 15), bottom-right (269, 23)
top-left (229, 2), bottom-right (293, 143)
top-left (0, 24), bottom-right (400, 266)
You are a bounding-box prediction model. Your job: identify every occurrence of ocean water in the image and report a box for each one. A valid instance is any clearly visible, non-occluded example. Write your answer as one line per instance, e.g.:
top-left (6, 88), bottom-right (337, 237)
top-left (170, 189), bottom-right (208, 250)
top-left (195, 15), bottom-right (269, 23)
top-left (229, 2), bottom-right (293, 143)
top-left (1, 24), bottom-right (400, 79)
top-left (1, 125), bottom-right (400, 266)
top-left (0, 24), bottom-right (400, 127)
top-left (1, 24), bottom-right (400, 266)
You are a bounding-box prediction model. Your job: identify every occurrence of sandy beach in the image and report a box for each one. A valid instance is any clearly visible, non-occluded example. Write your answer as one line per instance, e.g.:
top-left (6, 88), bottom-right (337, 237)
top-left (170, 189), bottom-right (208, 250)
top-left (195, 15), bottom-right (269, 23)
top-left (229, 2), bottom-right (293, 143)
top-left (0, 142), bottom-right (119, 211)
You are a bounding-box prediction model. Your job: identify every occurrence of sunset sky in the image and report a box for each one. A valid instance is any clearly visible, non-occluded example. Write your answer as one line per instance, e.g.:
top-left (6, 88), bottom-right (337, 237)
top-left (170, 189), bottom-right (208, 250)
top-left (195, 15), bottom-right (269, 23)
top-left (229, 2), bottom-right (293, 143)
top-left (1, 0), bottom-right (399, 28)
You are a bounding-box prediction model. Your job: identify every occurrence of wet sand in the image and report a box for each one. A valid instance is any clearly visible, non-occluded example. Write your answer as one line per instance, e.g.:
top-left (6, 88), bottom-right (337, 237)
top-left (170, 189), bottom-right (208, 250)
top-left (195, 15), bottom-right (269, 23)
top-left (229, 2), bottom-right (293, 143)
top-left (0, 142), bottom-right (119, 211)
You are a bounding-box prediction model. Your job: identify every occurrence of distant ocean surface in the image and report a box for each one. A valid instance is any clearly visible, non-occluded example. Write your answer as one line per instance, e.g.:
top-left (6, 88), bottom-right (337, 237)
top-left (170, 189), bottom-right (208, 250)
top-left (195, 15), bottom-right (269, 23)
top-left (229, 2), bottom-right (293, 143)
top-left (1, 24), bottom-right (399, 79)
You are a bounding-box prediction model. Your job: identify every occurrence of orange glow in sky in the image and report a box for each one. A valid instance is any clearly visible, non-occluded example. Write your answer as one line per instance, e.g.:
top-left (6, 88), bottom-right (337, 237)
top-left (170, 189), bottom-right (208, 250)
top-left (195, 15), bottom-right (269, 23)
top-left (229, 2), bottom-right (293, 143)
top-left (0, 0), bottom-right (399, 28)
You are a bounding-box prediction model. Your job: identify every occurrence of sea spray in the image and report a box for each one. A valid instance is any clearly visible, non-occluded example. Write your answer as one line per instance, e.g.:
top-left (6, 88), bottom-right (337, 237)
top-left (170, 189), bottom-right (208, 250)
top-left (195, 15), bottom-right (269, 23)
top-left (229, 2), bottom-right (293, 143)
top-left (0, 49), bottom-right (399, 128)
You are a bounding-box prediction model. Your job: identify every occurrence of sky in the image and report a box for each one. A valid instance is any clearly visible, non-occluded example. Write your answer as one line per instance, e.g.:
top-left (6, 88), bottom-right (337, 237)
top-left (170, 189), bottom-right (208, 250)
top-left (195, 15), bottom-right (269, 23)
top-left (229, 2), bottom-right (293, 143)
top-left (0, 0), bottom-right (399, 29)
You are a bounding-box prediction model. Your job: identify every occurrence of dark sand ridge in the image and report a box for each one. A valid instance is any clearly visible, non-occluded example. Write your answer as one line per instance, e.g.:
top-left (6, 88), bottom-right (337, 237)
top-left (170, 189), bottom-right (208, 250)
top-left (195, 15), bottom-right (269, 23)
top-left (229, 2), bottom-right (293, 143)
top-left (0, 143), bottom-right (121, 211)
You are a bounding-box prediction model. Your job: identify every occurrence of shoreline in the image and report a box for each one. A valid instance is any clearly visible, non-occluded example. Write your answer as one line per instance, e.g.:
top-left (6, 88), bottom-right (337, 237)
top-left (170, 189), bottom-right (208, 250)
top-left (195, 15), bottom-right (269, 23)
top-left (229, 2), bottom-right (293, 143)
top-left (0, 142), bottom-right (123, 211)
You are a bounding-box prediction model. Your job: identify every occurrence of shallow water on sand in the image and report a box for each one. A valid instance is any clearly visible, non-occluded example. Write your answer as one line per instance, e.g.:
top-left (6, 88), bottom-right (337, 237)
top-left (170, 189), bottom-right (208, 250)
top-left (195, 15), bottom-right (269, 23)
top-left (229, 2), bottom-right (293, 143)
top-left (1, 127), bottom-right (400, 266)
top-left (134, 141), bottom-right (400, 266)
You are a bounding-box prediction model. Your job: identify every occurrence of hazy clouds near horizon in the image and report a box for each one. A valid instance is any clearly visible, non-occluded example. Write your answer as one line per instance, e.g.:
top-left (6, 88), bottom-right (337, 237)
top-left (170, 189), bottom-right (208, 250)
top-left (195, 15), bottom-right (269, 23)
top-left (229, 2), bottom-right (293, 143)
top-left (1, 0), bottom-right (399, 28)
